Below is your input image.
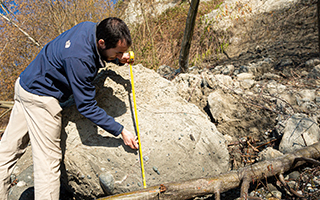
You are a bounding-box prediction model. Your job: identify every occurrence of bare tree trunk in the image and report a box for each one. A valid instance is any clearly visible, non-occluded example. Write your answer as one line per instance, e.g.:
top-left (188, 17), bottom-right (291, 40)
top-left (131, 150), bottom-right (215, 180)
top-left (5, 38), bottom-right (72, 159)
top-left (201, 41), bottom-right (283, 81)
top-left (179, 0), bottom-right (200, 73)
top-left (98, 141), bottom-right (320, 200)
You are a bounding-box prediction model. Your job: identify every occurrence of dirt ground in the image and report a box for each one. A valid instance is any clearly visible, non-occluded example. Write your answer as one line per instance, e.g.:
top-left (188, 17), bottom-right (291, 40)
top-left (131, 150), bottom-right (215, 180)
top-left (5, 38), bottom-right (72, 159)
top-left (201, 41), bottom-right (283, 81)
top-left (187, 0), bottom-right (320, 199)
top-left (194, 0), bottom-right (319, 140)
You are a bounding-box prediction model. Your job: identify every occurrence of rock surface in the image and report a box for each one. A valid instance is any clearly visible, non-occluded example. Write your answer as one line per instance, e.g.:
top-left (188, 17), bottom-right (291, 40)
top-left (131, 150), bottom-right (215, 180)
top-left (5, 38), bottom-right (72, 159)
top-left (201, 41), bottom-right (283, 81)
top-left (60, 64), bottom-right (229, 198)
top-left (278, 113), bottom-right (320, 153)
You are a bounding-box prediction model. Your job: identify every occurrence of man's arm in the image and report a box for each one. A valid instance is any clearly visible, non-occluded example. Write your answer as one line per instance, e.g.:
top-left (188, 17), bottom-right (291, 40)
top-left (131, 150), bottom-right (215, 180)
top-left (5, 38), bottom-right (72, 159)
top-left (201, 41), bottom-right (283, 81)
top-left (64, 57), bottom-right (138, 150)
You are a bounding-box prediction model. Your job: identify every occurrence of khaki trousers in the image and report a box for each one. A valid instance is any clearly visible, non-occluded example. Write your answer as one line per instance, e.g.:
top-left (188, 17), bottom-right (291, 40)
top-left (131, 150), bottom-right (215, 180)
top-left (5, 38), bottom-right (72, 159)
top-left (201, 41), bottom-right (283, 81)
top-left (0, 78), bottom-right (63, 200)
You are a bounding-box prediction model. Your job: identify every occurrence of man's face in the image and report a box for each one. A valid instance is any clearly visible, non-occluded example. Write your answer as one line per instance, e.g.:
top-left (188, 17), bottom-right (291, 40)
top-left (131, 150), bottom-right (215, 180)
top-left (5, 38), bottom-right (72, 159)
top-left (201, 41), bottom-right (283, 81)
top-left (98, 39), bottom-right (129, 62)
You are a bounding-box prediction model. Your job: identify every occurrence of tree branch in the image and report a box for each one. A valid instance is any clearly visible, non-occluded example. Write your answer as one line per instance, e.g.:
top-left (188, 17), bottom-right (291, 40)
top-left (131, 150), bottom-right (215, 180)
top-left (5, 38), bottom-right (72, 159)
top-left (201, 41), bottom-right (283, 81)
top-left (0, 10), bottom-right (40, 47)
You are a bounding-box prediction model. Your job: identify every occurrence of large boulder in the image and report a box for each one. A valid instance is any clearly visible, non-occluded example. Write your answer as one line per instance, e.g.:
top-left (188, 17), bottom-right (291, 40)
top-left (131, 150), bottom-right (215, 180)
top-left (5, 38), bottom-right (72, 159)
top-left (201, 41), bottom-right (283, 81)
top-left (61, 63), bottom-right (229, 198)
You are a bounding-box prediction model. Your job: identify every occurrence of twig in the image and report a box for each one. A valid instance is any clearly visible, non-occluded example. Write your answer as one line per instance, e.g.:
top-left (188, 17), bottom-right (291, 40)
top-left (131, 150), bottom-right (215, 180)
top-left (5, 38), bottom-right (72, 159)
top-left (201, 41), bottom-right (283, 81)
top-left (254, 138), bottom-right (278, 149)
top-left (0, 108), bottom-right (12, 119)
top-left (279, 173), bottom-right (305, 198)
top-left (0, 38), bottom-right (8, 57)
top-left (247, 140), bottom-right (259, 152)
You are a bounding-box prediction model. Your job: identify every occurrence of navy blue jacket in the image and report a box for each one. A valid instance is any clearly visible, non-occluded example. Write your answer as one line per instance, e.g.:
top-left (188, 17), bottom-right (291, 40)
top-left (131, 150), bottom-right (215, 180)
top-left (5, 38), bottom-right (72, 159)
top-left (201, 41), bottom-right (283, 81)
top-left (19, 21), bottom-right (123, 136)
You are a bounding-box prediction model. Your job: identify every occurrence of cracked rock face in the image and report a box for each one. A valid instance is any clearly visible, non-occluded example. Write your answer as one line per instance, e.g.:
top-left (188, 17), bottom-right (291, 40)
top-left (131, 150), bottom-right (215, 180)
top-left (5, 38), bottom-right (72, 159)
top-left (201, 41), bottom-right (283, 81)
top-left (278, 113), bottom-right (320, 153)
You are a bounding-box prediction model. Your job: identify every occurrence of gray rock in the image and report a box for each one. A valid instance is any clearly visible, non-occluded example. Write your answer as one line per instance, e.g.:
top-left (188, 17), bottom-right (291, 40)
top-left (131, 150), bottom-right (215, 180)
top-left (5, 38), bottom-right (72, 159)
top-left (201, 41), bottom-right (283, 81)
top-left (157, 65), bottom-right (180, 80)
top-left (278, 113), bottom-right (320, 153)
top-left (308, 64), bottom-right (320, 79)
top-left (221, 65), bottom-right (235, 75)
top-left (260, 73), bottom-right (281, 80)
top-left (258, 147), bottom-right (283, 161)
top-left (240, 79), bottom-right (255, 89)
top-left (275, 58), bottom-right (294, 70)
top-left (305, 58), bottom-right (320, 68)
top-left (236, 73), bottom-right (253, 80)
top-left (99, 173), bottom-right (115, 195)
top-left (207, 89), bottom-right (246, 123)
top-left (287, 171), bottom-right (300, 181)
top-left (172, 73), bottom-right (203, 102)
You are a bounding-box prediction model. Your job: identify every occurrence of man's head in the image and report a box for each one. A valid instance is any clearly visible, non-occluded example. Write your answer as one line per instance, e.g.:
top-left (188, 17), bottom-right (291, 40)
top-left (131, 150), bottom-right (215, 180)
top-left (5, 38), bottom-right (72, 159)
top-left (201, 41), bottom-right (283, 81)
top-left (96, 17), bottom-right (132, 61)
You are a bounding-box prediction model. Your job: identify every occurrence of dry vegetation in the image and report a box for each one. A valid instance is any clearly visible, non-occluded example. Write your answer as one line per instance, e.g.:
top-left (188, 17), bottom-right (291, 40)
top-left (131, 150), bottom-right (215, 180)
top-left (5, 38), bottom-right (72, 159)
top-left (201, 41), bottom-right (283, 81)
top-left (0, 0), bottom-right (128, 100)
top-left (129, 0), bottom-right (227, 70)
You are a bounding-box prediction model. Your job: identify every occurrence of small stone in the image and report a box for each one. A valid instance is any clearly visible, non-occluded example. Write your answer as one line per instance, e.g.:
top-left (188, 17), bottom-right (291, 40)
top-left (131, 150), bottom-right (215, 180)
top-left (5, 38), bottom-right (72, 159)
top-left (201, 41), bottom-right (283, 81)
top-left (153, 166), bottom-right (160, 175)
top-left (99, 173), bottom-right (115, 195)
top-left (143, 156), bottom-right (149, 161)
top-left (287, 181), bottom-right (298, 189)
top-left (17, 181), bottom-right (27, 187)
top-left (10, 174), bottom-right (16, 183)
top-left (308, 187), bottom-right (314, 192)
top-left (271, 190), bottom-right (282, 199)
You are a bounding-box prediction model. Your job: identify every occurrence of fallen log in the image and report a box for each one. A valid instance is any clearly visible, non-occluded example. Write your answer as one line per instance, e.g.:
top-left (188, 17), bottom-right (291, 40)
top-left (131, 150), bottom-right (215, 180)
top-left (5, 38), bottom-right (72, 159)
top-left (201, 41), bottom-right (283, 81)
top-left (98, 141), bottom-right (320, 200)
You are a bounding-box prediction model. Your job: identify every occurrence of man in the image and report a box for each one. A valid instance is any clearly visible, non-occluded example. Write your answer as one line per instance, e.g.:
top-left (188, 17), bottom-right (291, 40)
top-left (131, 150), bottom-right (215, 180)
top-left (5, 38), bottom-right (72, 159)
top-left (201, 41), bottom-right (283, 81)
top-left (0, 17), bottom-right (138, 200)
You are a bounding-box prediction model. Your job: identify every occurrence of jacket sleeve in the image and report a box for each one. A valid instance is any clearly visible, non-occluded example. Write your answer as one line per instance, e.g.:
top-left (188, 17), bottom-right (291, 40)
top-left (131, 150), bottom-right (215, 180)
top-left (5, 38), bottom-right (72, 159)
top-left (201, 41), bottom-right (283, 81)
top-left (63, 57), bottom-right (123, 136)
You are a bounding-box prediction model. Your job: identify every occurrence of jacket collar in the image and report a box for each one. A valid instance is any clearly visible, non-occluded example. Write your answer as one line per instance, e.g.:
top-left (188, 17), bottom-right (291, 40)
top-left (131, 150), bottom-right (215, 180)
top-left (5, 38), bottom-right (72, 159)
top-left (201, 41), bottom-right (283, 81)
top-left (94, 23), bottom-right (105, 68)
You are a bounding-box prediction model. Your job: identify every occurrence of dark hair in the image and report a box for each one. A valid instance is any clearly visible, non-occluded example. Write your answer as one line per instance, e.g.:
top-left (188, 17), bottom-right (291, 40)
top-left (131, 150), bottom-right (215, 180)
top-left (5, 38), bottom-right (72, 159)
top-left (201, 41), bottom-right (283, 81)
top-left (96, 17), bottom-right (132, 50)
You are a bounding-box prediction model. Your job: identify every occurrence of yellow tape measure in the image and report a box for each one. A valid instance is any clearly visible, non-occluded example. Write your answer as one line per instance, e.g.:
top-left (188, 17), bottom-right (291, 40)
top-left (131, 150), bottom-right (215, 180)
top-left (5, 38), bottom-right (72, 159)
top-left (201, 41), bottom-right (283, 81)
top-left (129, 51), bottom-right (134, 63)
top-left (128, 51), bottom-right (146, 188)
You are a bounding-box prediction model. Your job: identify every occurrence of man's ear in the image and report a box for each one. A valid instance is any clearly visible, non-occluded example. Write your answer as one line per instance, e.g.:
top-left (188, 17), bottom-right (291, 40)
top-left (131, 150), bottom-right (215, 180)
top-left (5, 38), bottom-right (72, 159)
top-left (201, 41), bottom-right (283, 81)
top-left (97, 39), bottom-right (106, 49)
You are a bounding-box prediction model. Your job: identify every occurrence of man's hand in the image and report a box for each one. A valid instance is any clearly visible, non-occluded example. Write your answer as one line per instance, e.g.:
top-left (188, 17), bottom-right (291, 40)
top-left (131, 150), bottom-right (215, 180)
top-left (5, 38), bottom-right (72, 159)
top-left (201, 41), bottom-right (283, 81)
top-left (119, 52), bottom-right (134, 64)
top-left (121, 128), bottom-right (139, 149)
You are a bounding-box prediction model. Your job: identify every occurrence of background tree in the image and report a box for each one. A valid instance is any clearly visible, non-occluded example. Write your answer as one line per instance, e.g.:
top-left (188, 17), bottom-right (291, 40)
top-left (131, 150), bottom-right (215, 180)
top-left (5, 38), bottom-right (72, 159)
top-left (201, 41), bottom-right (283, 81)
top-left (0, 0), bottom-right (125, 101)
top-left (179, 0), bottom-right (200, 73)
